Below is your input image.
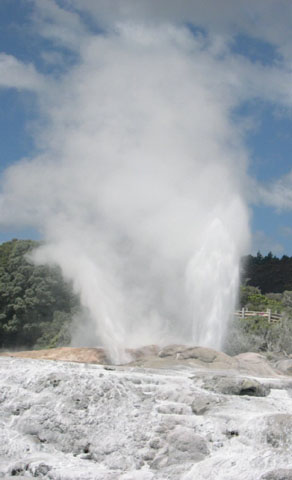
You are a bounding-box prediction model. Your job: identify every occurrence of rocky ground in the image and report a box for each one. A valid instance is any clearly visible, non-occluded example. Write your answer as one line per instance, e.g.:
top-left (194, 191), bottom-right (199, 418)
top-left (1, 345), bottom-right (292, 479)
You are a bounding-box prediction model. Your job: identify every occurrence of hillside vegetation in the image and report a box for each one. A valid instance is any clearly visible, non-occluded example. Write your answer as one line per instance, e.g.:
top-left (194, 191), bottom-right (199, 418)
top-left (0, 239), bottom-right (79, 350)
top-left (224, 285), bottom-right (292, 356)
top-left (225, 251), bottom-right (292, 356)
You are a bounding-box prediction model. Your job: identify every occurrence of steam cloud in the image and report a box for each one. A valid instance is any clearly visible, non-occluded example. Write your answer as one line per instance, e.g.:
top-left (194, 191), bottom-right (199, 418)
top-left (0, 12), bottom-right (253, 362)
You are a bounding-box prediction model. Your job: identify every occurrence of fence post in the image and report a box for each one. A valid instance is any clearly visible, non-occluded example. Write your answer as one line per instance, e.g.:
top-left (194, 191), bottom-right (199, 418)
top-left (267, 308), bottom-right (271, 323)
top-left (241, 307), bottom-right (245, 319)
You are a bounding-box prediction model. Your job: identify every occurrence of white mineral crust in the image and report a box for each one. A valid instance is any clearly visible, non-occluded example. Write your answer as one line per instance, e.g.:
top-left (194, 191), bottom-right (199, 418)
top-left (1, 354), bottom-right (292, 479)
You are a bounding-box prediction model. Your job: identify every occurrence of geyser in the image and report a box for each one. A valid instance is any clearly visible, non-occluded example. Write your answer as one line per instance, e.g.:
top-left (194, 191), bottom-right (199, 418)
top-left (0, 22), bottom-right (250, 362)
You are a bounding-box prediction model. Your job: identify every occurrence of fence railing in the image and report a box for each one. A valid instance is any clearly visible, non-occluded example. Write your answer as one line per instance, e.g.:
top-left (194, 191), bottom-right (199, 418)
top-left (234, 308), bottom-right (282, 324)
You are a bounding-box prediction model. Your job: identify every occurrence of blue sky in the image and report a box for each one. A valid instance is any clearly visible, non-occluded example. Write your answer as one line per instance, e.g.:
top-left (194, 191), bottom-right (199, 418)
top-left (238, 99), bottom-right (292, 255)
top-left (0, 0), bottom-right (292, 256)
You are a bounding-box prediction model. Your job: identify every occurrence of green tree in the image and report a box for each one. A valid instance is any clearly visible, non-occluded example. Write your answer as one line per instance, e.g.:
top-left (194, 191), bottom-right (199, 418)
top-left (0, 239), bottom-right (79, 349)
top-left (242, 252), bottom-right (292, 293)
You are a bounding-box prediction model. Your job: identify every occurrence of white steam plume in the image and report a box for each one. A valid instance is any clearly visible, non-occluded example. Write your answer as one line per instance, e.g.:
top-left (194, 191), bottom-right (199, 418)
top-left (0, 22), bottom-right (250, 362)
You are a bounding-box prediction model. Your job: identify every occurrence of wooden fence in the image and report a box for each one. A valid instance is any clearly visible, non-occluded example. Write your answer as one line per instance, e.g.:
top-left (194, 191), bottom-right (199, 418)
top-left (234, 308), bottom-right (282, 324)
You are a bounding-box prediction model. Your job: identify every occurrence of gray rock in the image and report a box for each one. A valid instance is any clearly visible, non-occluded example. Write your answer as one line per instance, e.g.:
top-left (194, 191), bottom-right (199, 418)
top-left (28, 461), bottom-right (52, 477)
top-left (191, 393), bottom-right (216, 415)
top-left (235, 352), bottom-right (280, 377)
top-left (2, 350), bottom-right (292, 480)
top-left (128, 345), bottom-right (160, 360)
top-left (157, 402), bottom-right (191, 415)
top-left (103, 452), bottom-right (133, 470)
top-left (158, 345), bottom-right (189, 358)
top-left (275, 359), bottom-right (292, 376)
top-left (120, 472), bottom-right (155, 480)
top-left (8, 461), bottom-right (28, 476)
top-left (263, 414), bottom-right (292, 448)
top-left (1, 477), bottom-right (28, 480)
top-left (140, 447), bottom-right (156, 461)
top-left (148, 437), bottom-right (163, 449)
top-left (150, 453), bottom-right (169, 469)
top-left (178, 346), bottom-right (218, 363)
top-left (203, 375), bottom-right (270, 397)
top-left (157, 345), bottom-right (237, 370)
top-left (166, 426), bottom-right (209, 465)
top-left (260, 469), bottom-right (292, 480)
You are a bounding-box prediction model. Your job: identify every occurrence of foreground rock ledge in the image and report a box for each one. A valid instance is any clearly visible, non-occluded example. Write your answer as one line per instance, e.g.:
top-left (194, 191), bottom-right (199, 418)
top-left (0, 344), bottom-right (289, 377)
top-left (1, 345), bottom-right (292, 480)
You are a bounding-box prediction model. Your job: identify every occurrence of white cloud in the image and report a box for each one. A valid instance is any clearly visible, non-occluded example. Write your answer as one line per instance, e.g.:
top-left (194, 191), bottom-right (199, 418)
top-left (0, 54), bottom-right (44, 91)
top-left (255, 171), bottom-right (292, 211)
top-left (27, 2), bottom-right (292, 107)
top-left (67, 0), bottom-right (292, 59)
top-left (31, 0), bottom-right (90, 51)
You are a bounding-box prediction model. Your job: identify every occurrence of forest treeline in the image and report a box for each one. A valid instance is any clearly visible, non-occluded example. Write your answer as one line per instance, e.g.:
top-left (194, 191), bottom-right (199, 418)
top-left (0, 239), bottom-right (79, 350)
top-left (242, 252), bottom-right (292, 293)
top-left (1, 239), bottom-right (292, 352)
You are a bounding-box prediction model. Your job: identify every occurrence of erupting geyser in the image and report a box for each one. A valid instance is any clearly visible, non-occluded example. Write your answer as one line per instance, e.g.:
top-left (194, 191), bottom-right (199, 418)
top-left (0, 22), bottom-right (250, 362)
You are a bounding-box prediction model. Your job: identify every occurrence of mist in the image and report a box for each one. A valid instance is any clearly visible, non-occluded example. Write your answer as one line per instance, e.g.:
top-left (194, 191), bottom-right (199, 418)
top-left (0, 20), bottom-right (251, 362)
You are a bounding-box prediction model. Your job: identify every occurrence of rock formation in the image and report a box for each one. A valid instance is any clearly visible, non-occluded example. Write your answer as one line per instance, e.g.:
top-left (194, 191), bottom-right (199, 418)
top-left (1, 345), bottom-right (292, 479)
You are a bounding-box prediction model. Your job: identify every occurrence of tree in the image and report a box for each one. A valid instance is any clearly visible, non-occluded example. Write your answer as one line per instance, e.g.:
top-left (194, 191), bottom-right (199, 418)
top-left (241, 252), bottom-right (292, 293)
top-left (0, 239), bottom-right (79, 349)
